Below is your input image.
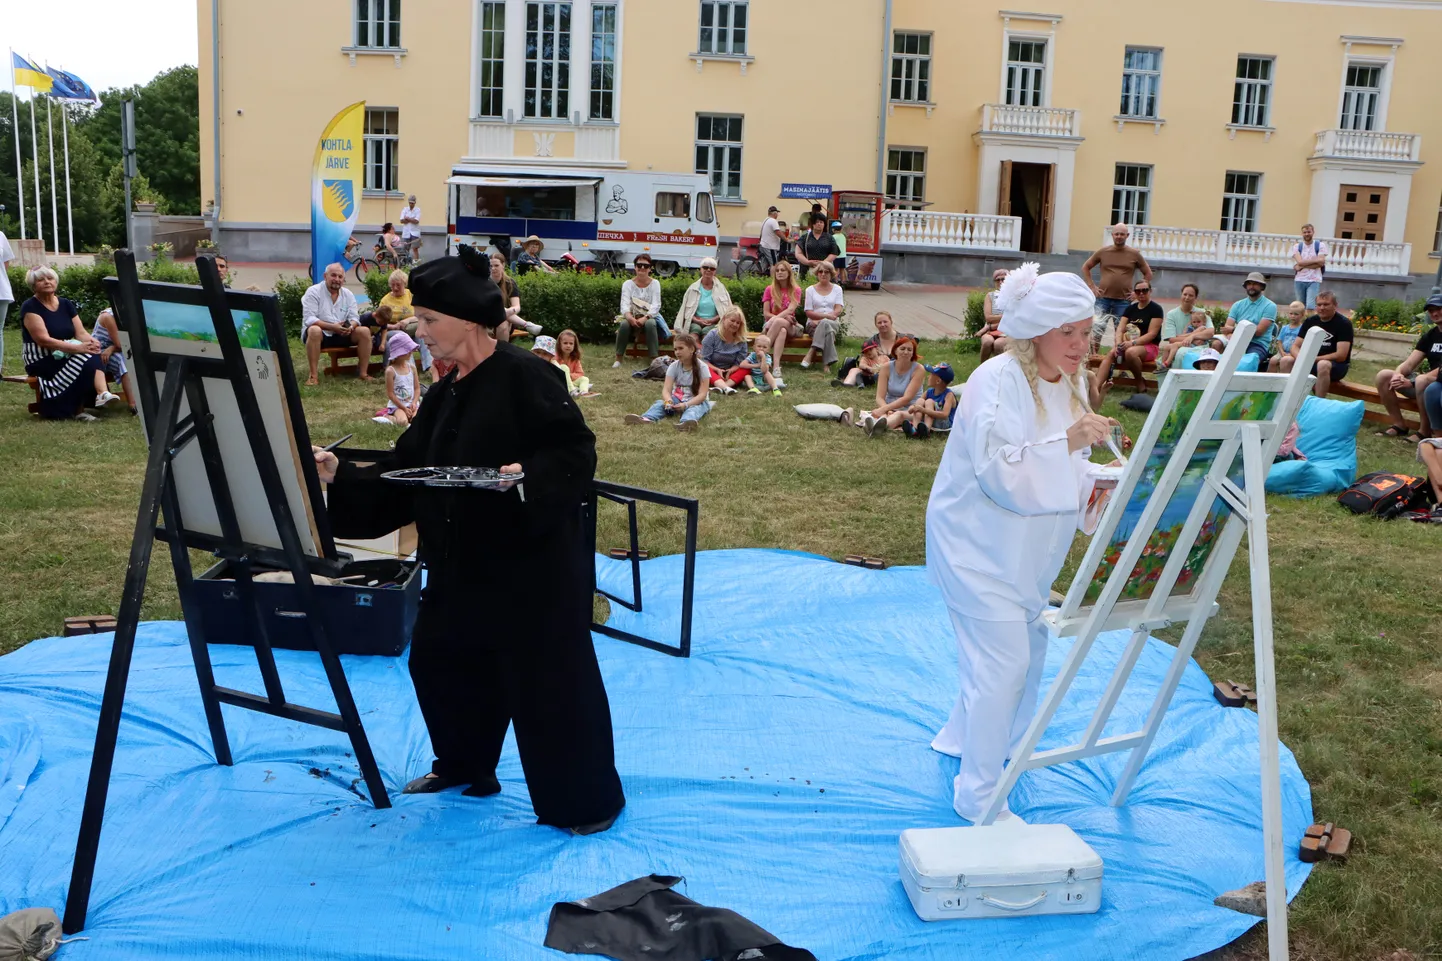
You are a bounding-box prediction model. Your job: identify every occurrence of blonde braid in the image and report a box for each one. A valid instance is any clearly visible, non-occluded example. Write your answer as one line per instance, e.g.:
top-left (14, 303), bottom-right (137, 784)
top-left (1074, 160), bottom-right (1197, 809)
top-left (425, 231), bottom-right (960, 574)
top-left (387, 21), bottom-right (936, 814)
top-left (1006, 337), bottom-right (1091, 420)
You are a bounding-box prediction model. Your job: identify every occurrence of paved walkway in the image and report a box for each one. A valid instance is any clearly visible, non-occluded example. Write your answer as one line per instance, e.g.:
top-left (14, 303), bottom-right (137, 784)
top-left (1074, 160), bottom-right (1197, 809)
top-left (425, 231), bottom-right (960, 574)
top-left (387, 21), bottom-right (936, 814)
top-left (848, 283), bottom-right (976, 338)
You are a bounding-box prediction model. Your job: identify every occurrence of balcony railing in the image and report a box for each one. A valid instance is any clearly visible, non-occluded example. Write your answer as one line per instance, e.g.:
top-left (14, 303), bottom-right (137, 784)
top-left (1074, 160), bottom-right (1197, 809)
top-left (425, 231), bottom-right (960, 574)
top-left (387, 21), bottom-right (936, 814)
top-left (1117, 226), bottom-right (1412, 276)
top-left (883, 210), bottom-right (1022, 250)
top-left (980, 103), bottom-right (1081, 138)
top-left (1313, 128), bottom-right (1421, 163)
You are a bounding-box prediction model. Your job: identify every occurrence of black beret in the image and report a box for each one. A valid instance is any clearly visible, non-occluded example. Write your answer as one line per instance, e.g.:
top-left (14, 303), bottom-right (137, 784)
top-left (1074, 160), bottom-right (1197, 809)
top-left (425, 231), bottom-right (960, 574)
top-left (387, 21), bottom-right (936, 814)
top-left (408, 244), bottom-right (506, 328)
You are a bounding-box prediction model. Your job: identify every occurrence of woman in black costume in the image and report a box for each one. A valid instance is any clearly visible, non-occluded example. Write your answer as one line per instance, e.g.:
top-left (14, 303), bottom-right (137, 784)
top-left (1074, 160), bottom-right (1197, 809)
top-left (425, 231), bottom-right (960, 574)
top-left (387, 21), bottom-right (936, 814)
top-left (312, 246), bottom-right (625, 835)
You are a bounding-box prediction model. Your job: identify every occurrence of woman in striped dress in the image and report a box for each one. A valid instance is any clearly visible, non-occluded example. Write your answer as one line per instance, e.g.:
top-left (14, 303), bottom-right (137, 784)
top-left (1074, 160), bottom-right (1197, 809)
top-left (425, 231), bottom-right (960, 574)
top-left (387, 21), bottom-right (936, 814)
top-left (20, 267), bottom-right (119, 421)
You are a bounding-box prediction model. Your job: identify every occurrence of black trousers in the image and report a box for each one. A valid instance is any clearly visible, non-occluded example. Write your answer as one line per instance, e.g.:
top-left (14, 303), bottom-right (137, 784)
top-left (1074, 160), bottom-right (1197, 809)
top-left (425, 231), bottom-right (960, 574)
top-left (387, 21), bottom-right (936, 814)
top-left (408, 599), bottom-right (625, 828)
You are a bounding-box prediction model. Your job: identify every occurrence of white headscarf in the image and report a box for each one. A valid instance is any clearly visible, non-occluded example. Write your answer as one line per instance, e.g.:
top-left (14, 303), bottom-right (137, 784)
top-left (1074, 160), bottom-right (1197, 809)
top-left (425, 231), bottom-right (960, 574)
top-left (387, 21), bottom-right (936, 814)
top-left (995, 263), bottom-right (1096, 339)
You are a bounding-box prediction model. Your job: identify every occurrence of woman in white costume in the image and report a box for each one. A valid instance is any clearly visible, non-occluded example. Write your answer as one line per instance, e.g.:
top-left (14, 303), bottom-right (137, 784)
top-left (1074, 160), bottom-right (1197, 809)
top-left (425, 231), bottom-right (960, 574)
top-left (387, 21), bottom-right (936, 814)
top-left (925, 263), bottom-right (1119, 823)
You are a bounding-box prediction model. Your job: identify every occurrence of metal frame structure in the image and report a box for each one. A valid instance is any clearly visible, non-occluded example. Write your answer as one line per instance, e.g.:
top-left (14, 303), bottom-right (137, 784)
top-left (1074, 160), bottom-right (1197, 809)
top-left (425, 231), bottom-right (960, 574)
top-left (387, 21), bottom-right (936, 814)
top-left (63, 254), bottom-right (390, 935)
top-left (978, 322), bottom-right (1326, 961)
top-left (584, 480), bottom-right (699, 658)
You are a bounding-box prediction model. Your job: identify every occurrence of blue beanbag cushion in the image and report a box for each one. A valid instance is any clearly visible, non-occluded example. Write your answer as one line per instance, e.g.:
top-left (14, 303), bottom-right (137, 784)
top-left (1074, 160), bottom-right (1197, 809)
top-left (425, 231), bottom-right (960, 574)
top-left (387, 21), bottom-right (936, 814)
top-left (1176, 347), bottom-right (1261, 372)
top-left (1265, 395), bottom-right (1363, 497)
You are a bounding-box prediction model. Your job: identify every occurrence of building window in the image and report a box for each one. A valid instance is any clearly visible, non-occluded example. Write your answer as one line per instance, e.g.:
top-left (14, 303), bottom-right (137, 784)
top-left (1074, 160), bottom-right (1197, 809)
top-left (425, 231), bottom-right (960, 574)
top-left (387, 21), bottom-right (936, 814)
top-left (1434, 195), bottom-right (1442, 253)
top-left (698, 1), bottom-right (747, 56)
top-left (885, 148), bottom-right (926, 209)
top-left (695, 114), bottom-right (742, 200)
top-left (1119, 47), bottom-right (1161, 119)
top-left (588, 3), bottom-right (617, 120)
top-left (1231, 56), bottom-right (1273, 127)
top-left (363, 108), bottom-right (399, 192)
top-left (1340, 63), bottom-right (1383, 132)
top-left (890, 32), bottom-right (932, 103)
top-left (355, 0), bottom-right (401, 48)
top-left (1005, 39), bottom-right (1047, 107)
top-left (1112, 164), bottom-right (1152, 226)
top-left (1219, 172), bottom-right (1261, 232)
top-left (524, 2), bottom-right (571, 120)
top-left (477, 2), bottom-right (505, 119)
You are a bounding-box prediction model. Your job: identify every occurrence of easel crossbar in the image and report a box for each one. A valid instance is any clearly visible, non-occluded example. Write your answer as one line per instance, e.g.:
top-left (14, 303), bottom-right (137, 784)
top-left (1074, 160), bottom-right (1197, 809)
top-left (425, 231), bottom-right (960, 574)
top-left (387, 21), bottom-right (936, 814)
top-left (212, 687), bottom-right (348, 732)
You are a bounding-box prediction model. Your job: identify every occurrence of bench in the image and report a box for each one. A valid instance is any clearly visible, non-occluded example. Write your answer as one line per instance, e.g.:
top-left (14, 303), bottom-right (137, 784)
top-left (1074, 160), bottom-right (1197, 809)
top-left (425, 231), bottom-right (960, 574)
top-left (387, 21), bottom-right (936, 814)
top-left (622, 329), bottom-right (814, 364)
top-left (1087, 354), bottom-right (1159, 391)
top-left (1327, 380), bottom-right (1421, 430)
top-left (25, 376), bottom-right (131, 415)
top-left (321, 346), bottom-right (385, 378)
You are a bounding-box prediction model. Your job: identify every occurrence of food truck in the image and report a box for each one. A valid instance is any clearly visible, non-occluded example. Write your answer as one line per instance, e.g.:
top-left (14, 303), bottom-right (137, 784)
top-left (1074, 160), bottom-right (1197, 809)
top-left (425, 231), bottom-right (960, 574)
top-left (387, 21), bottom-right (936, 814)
top-left (445, 166), bottom-right (718, 275)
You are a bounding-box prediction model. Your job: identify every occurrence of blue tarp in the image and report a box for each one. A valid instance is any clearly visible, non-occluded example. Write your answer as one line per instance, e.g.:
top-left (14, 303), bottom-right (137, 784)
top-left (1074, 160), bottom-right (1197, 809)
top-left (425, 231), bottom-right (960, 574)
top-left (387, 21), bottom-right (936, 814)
top-left (0, 549), bottom-right (1312, 960)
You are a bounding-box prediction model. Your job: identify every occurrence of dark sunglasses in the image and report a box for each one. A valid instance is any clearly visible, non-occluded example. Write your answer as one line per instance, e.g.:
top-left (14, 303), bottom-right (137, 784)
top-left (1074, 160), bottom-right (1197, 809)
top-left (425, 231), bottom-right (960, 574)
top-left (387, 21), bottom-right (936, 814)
top-left (1134, 287), bottom-right (1151, 293)
top-left (635, 263), bottom-right (651, 270)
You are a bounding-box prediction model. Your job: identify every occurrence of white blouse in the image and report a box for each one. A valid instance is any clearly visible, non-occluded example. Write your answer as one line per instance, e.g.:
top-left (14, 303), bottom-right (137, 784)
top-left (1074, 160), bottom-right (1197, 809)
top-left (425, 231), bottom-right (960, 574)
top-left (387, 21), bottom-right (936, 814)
top-left (925, 354), bottom-right (1098, 621)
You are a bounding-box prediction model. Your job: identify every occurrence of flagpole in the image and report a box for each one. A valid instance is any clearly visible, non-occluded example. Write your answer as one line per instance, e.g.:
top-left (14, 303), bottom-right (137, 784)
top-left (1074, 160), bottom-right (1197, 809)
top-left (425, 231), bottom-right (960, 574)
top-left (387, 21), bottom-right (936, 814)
top-left (8, 49), bottom-right (25, 240)
top-left (28, 89), bottom-right (42, 251)
top-left (46, 92), bottom-right (59, 252)
top-left (61, 98), bottom-right (73, 254)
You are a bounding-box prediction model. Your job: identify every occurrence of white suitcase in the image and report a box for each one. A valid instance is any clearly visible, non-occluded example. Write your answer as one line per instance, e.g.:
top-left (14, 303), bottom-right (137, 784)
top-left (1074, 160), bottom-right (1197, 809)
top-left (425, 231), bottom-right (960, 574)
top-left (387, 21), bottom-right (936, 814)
top-left (899, 823), bottom-right (1103, 921)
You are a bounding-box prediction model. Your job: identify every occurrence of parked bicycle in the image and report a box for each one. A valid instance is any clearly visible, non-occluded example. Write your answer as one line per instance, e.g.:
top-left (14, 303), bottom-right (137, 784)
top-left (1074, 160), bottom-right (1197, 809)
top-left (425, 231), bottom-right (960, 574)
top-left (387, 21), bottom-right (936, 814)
top-left (308, 237), bottom-right (375, 282)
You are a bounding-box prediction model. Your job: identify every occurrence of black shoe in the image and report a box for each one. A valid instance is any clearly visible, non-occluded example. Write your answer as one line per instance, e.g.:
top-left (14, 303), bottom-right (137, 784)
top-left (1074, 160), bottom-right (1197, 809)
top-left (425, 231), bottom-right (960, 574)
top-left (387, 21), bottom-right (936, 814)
top-left (461, 773), bottom-right (502, 797)
top-left (568, 804), bottom-right (624, 836)
top-left (916, 423), bottom-right (930, 440)
top-left (403, 773), bottom-right (468, 794)
top-left (901, 422), bottom-right (915, 437)
top-left (830, 378), bottom-right (845, 388)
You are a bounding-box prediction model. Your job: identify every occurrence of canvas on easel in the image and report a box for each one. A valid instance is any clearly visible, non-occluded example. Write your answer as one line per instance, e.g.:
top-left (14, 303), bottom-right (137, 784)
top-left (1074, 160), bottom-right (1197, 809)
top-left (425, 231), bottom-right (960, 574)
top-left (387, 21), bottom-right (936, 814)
top-left (63, 253), bottom-right (390, 936)
top-left (975, 322), bottom-right (1326, 961)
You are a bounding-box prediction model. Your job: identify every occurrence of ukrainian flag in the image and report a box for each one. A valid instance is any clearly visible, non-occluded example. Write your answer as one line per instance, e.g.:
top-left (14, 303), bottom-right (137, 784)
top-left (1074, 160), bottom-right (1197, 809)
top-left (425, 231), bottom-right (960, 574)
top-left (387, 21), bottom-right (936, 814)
top-left (12, 54), bottom-right (52, 92)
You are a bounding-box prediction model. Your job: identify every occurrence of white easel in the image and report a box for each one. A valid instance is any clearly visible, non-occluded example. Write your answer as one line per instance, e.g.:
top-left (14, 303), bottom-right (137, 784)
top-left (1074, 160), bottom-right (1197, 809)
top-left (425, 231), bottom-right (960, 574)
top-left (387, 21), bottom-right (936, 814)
top-left (978, 322), bottom-right (1326, 961)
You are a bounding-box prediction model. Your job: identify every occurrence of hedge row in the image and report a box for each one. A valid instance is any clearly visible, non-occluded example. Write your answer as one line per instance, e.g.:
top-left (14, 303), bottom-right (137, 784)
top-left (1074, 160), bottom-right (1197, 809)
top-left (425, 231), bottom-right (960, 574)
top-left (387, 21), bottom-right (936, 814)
top-left (7, 260), bottom-right (209, 322)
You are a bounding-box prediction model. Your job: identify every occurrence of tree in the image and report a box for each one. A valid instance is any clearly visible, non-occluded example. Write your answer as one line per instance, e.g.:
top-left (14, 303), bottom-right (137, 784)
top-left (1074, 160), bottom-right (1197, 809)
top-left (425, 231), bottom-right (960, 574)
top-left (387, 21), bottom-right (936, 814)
top-left (82, 66), bottom-right (200, 215)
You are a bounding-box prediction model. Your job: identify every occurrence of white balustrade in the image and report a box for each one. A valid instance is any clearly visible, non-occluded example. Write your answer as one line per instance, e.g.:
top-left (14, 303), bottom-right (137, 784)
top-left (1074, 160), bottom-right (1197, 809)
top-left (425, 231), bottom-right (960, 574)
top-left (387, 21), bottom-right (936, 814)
top-left (1116, 226), bottom-right (1411, 276)
top-left (980, 103), bottom-right (1081, 138)
top-left (882, 210), bottom-right (1023, 251)
top-left (1313, 128), bottom-right (1421, 162)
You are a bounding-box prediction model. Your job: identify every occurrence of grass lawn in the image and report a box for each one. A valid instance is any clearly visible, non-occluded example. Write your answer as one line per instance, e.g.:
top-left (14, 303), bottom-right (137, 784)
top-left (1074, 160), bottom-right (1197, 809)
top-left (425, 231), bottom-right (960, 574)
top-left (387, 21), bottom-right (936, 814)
top-left (1, 328), bottom-right (1438, 960)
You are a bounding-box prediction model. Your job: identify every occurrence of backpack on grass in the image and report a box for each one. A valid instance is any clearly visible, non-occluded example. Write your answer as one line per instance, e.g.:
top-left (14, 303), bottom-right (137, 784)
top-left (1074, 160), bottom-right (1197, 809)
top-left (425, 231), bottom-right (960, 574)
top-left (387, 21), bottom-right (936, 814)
top-left (1337, 472), bottom-right (1434, 519)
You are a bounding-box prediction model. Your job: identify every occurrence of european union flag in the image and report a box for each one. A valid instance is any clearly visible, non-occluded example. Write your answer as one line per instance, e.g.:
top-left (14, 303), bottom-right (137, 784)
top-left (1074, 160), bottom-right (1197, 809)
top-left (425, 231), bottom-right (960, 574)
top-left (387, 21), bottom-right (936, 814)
top-left (45, 66), bottom-right (97, 102)
top-left (321, 179), bottom-right (355, 222)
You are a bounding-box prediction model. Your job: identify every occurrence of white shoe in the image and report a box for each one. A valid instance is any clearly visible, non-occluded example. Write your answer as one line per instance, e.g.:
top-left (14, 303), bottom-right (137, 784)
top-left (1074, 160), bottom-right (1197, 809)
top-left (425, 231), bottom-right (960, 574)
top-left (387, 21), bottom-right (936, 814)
top-left (94, 390), bottom-right (120, 408)
top-left (371, 416), bottom-right (394, 425)
top-left (612, 360), bottom-right (622, 368)
top-left (858, 412), bottom-right (874, 431)
top-left (524, 322), bottom-right (543, 336)
top-left (799, 360), bottom-right (811, 369)
top-left (773, 376), bottom-right (786, 389)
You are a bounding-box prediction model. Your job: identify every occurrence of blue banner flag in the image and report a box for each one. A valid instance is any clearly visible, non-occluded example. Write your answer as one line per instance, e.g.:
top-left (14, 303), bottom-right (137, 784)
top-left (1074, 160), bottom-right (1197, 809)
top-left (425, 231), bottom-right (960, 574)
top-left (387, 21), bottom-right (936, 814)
top-left (45, 66), bottom-right (97, 102)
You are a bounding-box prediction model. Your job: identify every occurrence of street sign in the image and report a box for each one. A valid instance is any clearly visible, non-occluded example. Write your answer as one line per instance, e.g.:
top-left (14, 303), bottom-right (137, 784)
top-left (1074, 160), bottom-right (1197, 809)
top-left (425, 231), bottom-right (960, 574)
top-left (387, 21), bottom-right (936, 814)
top-left (780, 183), bottom-right (831, 199)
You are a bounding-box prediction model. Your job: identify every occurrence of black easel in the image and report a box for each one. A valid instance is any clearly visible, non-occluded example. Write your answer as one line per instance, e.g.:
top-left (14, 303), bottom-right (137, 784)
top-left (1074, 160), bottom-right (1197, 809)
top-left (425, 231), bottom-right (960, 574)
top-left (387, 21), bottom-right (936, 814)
top-left (63, 253), bottom-right (390, 935)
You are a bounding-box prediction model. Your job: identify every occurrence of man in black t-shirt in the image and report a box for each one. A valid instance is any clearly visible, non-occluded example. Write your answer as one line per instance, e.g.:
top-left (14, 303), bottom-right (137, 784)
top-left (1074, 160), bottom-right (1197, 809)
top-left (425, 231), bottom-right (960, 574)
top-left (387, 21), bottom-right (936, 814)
top-left (1373, 293), bottom-right (1442, 439)
top-left (1281, 289), bottom-right (1353, 397)
top-left (1093, 279), bottom-right (1165, 397)
top-left (794, 214), bottom-right (839, 280)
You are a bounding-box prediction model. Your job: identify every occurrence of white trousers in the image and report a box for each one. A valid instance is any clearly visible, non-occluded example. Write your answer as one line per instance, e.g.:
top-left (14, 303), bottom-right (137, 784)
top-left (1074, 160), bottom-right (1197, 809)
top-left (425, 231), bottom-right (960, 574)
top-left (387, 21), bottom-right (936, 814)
top-left (932, 608), bottom-right (1050, 822)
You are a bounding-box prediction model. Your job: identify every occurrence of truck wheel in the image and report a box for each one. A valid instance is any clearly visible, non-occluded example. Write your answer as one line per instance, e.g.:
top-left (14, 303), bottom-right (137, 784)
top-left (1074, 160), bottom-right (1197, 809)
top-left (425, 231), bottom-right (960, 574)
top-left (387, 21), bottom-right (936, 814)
top-left (654, 261), bottom-right (679, 278)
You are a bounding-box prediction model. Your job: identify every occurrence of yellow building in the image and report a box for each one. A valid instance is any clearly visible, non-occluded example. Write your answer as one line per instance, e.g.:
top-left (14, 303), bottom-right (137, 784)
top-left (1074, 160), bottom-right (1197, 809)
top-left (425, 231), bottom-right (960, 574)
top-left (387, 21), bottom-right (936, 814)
top-left (199, 0), bottom-right (1442, 285)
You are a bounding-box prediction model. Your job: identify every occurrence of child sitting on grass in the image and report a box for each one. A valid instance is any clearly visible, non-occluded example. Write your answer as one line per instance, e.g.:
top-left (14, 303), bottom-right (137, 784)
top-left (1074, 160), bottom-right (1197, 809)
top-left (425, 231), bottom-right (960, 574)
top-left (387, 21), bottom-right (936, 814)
top-left (832, 340), bottom-right (883, 389)
top-left (904, 362), bottom-right (957, 439)
top-left (372, 332), bottom-right (420, 426)
top-left (530, 334), bottom-right (587, 396)
top-left (1268, 302), bottom-right (1306, 372)
top-left (741, 335), bottom-right (782, 396)
top-left (554, 328), bottom-right (593, 395)
top-left (623, 332), bottom-right (711, 432)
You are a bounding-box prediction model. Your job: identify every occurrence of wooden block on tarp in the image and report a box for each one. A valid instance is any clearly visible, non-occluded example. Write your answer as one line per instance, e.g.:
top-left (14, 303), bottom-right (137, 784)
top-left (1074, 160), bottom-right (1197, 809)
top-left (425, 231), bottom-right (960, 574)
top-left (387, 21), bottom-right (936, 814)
top-left (64, 615), bottom-right (118, 637)
top-left (842, 555), bottom-right (866, 567)
top-left (608, 548), bottom-right (649, 560)
top-left (1325, 827), bottom-right (1352, 862)
top-left (1212, 680), bottom-right (1247, 708)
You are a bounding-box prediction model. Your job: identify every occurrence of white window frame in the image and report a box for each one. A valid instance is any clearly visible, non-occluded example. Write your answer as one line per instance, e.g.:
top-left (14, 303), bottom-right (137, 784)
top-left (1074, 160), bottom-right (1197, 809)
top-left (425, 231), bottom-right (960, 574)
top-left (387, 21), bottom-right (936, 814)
top-left (1118, 47), bottom-right (1162, 120)
top-left (890, 32), bottom-right (933, 105)
top-left (1231, 55), bottom-right (1274, 129)
top-left (695, 113), bottom-right (743, 202)
top-left (1220, 171), bottom-right (1262, 233)
top-left (355, 0), bottom-right (402, 48)
top-left (523, 1), bottom-right (572, 121)
top-left (885, 147), bottom-right (927, 209)
top-left (363, 107), bottom-right (400, 194)
top-left (1002, 36), bottom-right (1049, 107)
top-left (588, 2), bottom-right (617, 121)
top-left (1112, 164), bottom-right (1152, 226)
top-left (474, 1), bottom-right (506, 119)
top-left (698, 1), bottom-right (748, 56)
top-left (1338, 59), bottom-right (1388, 132)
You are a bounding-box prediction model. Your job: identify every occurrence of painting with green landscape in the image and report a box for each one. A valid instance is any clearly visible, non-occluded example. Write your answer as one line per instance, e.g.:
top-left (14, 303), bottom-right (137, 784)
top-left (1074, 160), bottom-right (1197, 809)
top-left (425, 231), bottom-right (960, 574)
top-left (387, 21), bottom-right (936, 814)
top-left (141, 300), bottom-right (270, 350)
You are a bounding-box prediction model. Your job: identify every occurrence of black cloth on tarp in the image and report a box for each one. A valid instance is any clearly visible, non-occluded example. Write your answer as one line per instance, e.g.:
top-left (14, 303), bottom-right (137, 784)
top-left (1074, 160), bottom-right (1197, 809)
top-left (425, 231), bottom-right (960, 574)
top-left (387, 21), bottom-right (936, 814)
top-left (545, 875), bottom-right (817, 961)
top-left (325, 340), bottom-right (624, 829)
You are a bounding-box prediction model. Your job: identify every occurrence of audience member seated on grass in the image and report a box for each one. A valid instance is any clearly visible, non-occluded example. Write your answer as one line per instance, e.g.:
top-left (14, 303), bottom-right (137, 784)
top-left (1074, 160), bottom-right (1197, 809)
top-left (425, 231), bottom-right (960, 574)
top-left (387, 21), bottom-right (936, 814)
top-left (371, 332), bottom-right (420, 427)
top-left (1093, 280), bottom-right (1164, 397)
top-left (1268, 301), bottom-right (1306, 372)
top-left (759, 260), bottom-right (804, 381)
top-left (800, 262), bottom-right (845, 373)
top-left (20, 266), bottom-right (120, 420)
top-left (490, 251), bottom-right (541, 341)
top-left (555, 329), bottom-right (592, 396)
top-left (833, 340), bottom-right (883, 389)
top-left (903, 362), bottom-right (957, 439)
top-left (854, 336), bottom-right (923, 437)
top-left (91, 308), bottom-right (138, 414)
top-left (1373, 294), bottom-right (1442, 441)
top-left (614, 253), bottom-right (667, 366)
top-left (979, 268), bottom-right (1008, 362)
top-left (701, 307), bottom-right (751, 394)
top-left (1220, 272), bottom-right (1278, 364)
top-left (623, 332), bottom-right (711, 432)
top-left (302, 263), bottom-right (369, 385)
top-left (1279, 290), bottom-right (1352, 398)
top-left (1158, 283), bottom-right (1213, 369)
top-left (677, 257), bottom-right (732, 337)
top-left (837, 310), bottom-right (911, 385)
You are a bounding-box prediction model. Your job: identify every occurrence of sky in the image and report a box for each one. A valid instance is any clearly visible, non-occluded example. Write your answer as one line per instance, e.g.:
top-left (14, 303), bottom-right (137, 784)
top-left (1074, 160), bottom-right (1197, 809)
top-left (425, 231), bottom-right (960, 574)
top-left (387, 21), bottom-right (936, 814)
top-left (1, 0), bottom-right (198, 98)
